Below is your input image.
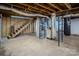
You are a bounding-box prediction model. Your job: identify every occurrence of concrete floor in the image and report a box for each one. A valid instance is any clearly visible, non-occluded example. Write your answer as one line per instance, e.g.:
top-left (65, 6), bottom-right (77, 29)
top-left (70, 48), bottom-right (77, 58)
top-left (1, 34), bottom-right (79, 56)
top-left (64, 36), bottom-right (79, 55)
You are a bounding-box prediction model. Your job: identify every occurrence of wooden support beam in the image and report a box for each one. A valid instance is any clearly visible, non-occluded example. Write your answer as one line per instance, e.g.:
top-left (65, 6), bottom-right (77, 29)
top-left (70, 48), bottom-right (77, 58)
top-left (48, 4), bottom-right (62, 11)
top-left (64, 3), bottom-right (72, 10)
top-left (36, 3), bottom-right (56, 13)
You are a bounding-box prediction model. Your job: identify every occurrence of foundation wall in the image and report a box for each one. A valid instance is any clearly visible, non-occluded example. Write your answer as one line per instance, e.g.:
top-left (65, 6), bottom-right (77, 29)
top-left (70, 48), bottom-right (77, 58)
top-left (2, 16), bottom-right (35, 37)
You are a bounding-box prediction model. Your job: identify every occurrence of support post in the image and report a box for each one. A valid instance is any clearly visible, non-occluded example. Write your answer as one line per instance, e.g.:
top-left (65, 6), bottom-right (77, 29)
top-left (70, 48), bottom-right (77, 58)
top-left (0, 14), bottom-right (2, 45)
top-left (0, 14), bottom-right (1, 42)
top-left (32, 21), bottom-right (34, 33)
top-left (30, 23), bottom-right (31, 33)
top-left (36, 17), bottom-right (40, 38)
top-left (6, 17), bottom-right (7, 37)
top-left (58, 16), bottom-right (61, 46)
top-left (0, 14), bottom-right (3, 44)
top-left (34, 20), bottom-right (36, 33)
top-left (51, 13), bottom-right (57, 40)
top-left (61, 17), bottom-right (64, 42)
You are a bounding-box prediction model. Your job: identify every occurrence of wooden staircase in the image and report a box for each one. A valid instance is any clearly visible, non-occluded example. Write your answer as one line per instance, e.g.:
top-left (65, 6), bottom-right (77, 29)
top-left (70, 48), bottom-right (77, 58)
top-left (7, 20), bottom-right (33, 39)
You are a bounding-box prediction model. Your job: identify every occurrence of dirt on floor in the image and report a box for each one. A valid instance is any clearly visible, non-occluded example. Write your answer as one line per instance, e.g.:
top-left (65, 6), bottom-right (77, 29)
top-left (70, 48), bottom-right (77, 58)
top-left (0, 34), bottom-right (79, 56)
top-left (0, 45), bottom-right (5, 56)
top-left (64, 35), bottom-right (79, 55)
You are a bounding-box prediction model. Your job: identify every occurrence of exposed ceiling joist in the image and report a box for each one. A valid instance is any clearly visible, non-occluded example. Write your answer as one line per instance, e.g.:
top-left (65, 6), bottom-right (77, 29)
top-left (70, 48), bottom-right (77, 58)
top-left (64, 3), bottom-right (72, 10)
top-left (2, 4), bottom-right (40, 15)
top-left (48, 4), bottom-right (62, 11)
top-left (24, 8), bottom-right (48, 15)
top-left (36, 3), bottom-right (56, 12)
top-left (6, 4), bottom-right (27, 11)
top-left (0, 5), bottom-right (50, 19)
top-left (20, 3), bottom-right (51, 15)
top-left (1, 3), bottom-right (79, 16)
top-left (56, 6), bottom-right (79, 16)
top-left (9, 4), bottom-right (47, 15)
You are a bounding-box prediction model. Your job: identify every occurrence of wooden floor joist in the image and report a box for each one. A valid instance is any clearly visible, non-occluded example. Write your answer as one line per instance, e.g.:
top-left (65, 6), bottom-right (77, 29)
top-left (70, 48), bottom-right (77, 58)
top-left (0, 3), bottom-right (79, 17)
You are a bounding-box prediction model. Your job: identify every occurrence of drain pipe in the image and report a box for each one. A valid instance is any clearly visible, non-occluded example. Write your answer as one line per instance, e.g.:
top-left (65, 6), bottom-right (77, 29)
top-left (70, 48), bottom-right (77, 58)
top-left (63, 13), bottom-right (79, 18)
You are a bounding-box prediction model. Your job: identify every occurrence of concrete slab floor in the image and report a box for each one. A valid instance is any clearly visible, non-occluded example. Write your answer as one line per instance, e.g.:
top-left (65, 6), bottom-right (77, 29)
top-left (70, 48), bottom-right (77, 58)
top-left (1, 34), bottom-right (79, 56)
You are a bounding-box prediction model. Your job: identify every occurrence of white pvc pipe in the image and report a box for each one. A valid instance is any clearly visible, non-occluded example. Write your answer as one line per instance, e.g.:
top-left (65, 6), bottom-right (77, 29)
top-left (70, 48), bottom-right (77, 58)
top-left (63, 14), bottom-right (79, 18)
top-left (11, 16), bottom-right (33, 19)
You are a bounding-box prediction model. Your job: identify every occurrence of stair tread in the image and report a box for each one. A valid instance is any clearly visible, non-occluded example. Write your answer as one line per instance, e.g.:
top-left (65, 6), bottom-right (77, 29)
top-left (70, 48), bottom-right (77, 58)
top-left (7, 20), bottom-right (33, 39)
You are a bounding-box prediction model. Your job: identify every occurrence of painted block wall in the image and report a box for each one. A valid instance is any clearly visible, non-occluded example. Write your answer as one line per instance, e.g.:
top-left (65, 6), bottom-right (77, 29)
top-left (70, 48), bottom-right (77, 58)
top-left (71, 18), bottom-right (79, 35)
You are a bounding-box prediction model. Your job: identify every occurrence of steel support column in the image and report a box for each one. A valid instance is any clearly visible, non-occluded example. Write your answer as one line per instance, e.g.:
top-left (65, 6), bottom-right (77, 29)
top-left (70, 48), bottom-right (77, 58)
top-left (61, 17), bottom-right (64, 42)
top-left (58, 16), bottom-right (61, 46)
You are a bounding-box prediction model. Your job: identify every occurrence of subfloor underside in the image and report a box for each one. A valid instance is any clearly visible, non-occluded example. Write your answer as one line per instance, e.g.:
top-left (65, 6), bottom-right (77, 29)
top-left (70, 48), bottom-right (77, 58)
top-left (0, 34), bottom-right (79, 56)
